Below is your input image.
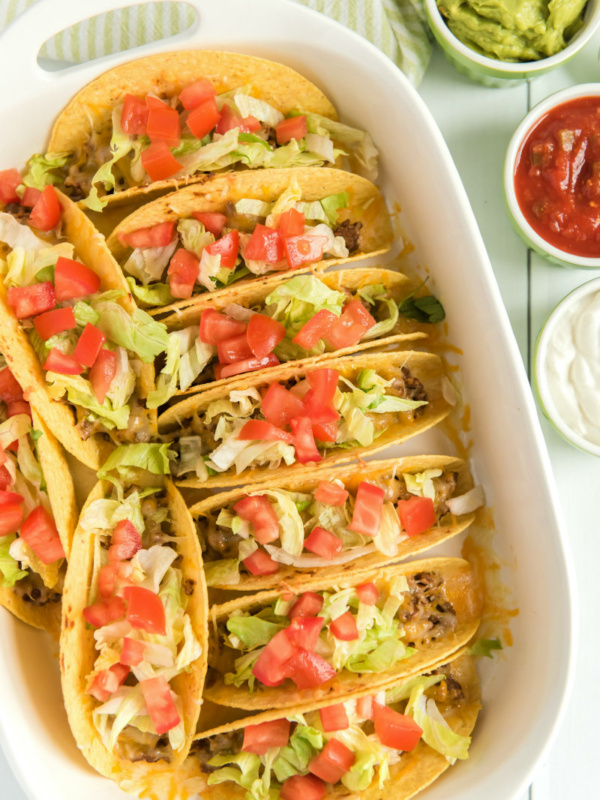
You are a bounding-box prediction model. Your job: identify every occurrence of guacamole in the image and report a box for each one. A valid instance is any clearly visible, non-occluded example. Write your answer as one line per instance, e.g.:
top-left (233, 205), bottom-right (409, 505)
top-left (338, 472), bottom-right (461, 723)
top-left (437, 0), bottom-right (589, 61)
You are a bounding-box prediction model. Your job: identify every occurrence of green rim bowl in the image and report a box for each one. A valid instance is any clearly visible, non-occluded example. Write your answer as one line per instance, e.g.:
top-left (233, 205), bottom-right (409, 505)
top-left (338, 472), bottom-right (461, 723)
top-left (535, 276), bottom-right (600, 456)
top-left (424, 0), bottom-right (600, 87)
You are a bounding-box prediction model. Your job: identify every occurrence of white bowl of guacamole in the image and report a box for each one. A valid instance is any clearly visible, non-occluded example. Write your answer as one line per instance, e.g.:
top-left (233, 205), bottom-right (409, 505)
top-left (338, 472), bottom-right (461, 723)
top-left (424, 0), bottom-right (600, 86)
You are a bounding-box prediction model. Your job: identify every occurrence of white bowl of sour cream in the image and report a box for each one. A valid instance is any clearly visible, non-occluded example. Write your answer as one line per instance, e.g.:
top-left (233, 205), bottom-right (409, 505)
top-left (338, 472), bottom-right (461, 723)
top-left (535, 277), bottom-right (600, 455)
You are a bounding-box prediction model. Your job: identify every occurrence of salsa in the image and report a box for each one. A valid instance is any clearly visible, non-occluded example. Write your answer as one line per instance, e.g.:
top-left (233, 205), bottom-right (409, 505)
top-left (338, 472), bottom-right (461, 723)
top-left (514, 96), bottom-right (600, 258)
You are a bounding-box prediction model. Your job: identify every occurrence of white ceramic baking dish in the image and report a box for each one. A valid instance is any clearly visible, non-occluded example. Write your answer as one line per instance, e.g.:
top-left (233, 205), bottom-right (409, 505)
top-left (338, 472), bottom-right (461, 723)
top-left (0, 2), bottom-right (575, 800)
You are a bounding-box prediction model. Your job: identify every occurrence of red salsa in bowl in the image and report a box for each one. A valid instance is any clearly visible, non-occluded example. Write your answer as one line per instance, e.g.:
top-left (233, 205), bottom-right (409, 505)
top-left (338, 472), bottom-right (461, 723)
top-left (514, 96), bottom-right (600, 258)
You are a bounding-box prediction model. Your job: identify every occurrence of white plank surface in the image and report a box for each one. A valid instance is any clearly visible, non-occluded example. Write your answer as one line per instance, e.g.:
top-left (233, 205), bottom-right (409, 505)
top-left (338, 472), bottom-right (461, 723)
top-left (1, 18), bottom-right (599, 800)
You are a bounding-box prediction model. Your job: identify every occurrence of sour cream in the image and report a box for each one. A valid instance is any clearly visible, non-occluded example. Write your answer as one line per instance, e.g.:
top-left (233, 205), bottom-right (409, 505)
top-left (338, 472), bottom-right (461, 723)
top-left (536, 279), bottom-right (600, 454)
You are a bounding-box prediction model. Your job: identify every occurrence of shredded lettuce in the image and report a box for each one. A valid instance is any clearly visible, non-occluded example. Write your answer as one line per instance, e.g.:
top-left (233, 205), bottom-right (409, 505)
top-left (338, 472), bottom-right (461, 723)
top-left (226, 615), bottom-right (285, 649)
top-left (304, 112), bottom-right (379, 178)
top-left (92, 301), bottom-right (169, 363)
top-left (177, 219), bottom-right (214, 258)
top-left (406, 684), bottom-right (471, 762)
top-left (320, 192), bottom-right (350, 225)
top-left (97, 443), bottom-right (174, 480)
top-left (248, 489), bottom-right (303, 556)
top-left (467, 637), bottom-right (502, 658)
top-left (205, 559), bottom-right (240, 587)
top-left (21, 152), bottom-right (70, 189)
top-left (123, 239), bottom-right (177, 285)
top-left (0, 536), bottom-right (28, 587)
top-left (0, 213), bottom-right (46, 252)
top-left (127, 277), bottom-right (174, 307)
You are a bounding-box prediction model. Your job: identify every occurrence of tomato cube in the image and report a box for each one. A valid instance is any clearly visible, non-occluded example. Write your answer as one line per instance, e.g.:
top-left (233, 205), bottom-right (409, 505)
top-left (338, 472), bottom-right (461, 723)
top-left (397, 495), bottom-right (436, 536)
top-left (234, 495), bottom-right (279, 544)
top-left (278, 208), bottom-right (305, 238)
top-left (147, 101), bottom-right (180, 147)
top-left (88, 663), bottom-right (129, 702)
top-left (141, 675), bottom-right (181, 734)
top-left (42, 349), bottom-right (83, 376)
top-left (73, 323), bottom-right (106, 367)
top-left (33, 306), bottom-right (76, 341)
top-left (304, 369), bottom-right (339, 415)
top-left (242, 718), bottom-right (290, 755)
top-left (285, 616), bottom-right (324, 651)
top-left (217, 333), bottom-right (253, 364)
top-left (252, 629), bottom-right (299, 687)
top-left (199, 308), bottom-right (247, 344)
top-left (141, 141), bottom-right (182, 181)
top-left (98, 562), bottom-right (118, 602)
top-left (83, 595), bottom-right (126, 628)
top-left (292, 309), bottom-right (337, 350)
top-left (220, 354), bottom-right (279, 378)
top-left (29, 186), bottom-right (61, 231)
top-left (313, 481), bottom-right (348, 506)
top-left (356, 695), bottom-right (374, 720)
top-left (20, 187), bottom-right (41, 208)
top-left (283, 649), bottom-right (336, 689)
top-left (283, 234), bottom-right (327, 270)
top-left (205, 229), bottom-right (239, 268)
top-left (192, 211), bottom-right (227, 238)
top-left (109, 519), bottom-right (142, 562)
top-left (120, 637), bottom-right (146, 667)
top-left (0, 168), bottom-right (21, 204)
top-left (319, 703), bottom-right (349, 732)
top-left (0, 503), bottom-right (23, 537)
top-left (7, 282), bottom-right (55, 319)
top-left (244, 225), bottom-right (285, 264)
top-left (304, 526), bottom-right (343, 559)
top-left (247, 314), bottom-right (286, 359)
top-left (288, 592), bottom-right (323, 619)
top-left (281, 774), bottom-right (325, 800)
top-left (262, 383), bottom-right (305, 428)
top-left (119, 221), bottom-right (176, 249)
top-left (55, 257), bottom-right (101, 302)
top-left (276, 116), bottom-right (308, 145)
top-left (179, 78), bottom-right (216, 111)
top-left (330, 611), bottom-right (359, 641)
top-left (348, 482), bottom-right (385, 536)
top-left (124, 585), bottom-right (166, 635)
top-left (243, 548), bottom-right (280, 576)
top-left (309, 738), bottom-right (355, 783)
top-left (290, 416), bottom-right (321, 464)
top-left (19, 505), bottom-right (64, 563)
top-left (239, 420), bottom-right (293, 443)
top-left (89, 349), bottom-right (117, 404)
top-left (0, 490), bottom-right (25, 506)
top-left (373, 701), bottom-right (423, 751)
top-left (187, 97), bottom-right (221, 139)
top-left (356, 582), bottom-right (379, 605)
top-left (0, 366), bottom-right (23, 404)
top-left (121, 94), bottom-right (149, 135)
top-left (167, 248), bottom-right (200, 299)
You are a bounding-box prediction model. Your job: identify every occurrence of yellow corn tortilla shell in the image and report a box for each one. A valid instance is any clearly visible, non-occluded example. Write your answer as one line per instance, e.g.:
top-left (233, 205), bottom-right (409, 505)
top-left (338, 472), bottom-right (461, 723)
top-left (0, 191), bottom-right (157, 470)
top-left (159, 267), bottom-right (428, 396)
top-left (204, 557), bottom-right (481, 710)
top-left (48, 50), bottom-right (337, 211)
top-left (107, 168), bottom-right (393, 317)
top-left (181, 653), bottom-right (480, 800)
top-left (161, 350), bottom-right (451, 489)
top-left (60, 478), bottom-right (208, 785)
top-left (192, 454), bottom-right (475, 591)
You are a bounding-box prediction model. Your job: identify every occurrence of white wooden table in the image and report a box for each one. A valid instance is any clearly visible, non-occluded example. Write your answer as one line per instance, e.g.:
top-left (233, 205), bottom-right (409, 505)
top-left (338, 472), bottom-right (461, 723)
top-left (1, 24), bottom-right (599, 800)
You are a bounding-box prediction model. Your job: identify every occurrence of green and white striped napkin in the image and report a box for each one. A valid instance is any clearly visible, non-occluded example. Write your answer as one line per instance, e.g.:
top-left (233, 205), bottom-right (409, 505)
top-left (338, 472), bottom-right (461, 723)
top-left (0, 0), bottom-right (433, 85)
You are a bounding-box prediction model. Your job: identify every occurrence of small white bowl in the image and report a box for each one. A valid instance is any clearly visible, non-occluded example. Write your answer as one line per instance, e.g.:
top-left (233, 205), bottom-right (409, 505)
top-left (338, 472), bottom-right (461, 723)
top-left (424, 0), bottom-right (600, 87)
top-left (505, 83), bottom-right (600, 269)
top-left (535, 276), bottom-right (600, 455)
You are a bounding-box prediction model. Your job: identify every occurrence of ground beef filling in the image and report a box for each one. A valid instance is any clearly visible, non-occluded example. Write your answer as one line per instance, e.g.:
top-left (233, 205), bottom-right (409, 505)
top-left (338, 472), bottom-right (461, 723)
top-left (13, 572), bottom-right (61, 606)
top-left (401, 571), bottom-right (457, 646)
top-left (193, 730), bottom-right (245, 773)
top-left (334, 220), bottom-right (362, 252)
top-left (428, 664), bottom-right (465, 703)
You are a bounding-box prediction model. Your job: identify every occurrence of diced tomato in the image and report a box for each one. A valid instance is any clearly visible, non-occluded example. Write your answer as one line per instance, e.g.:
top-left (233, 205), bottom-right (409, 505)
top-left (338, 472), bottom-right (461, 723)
top-left (199, 308), bottom-right (246, 344)
top-left (89, 349), bottom-right (117, 404)
top-left (356, 695), bottom-right (374, 720)
top-left (119, 221), bottom-right (176, 249)
top-left (19, 505), bottom-right (64, 563)
top-left (285, 616), bottom-right (324, 651)
top-left (20, 187), bottom-right (42, 208)
top-left (234, 495), bottom-right (279, 544)
top-left (187, 97), bottom-right (221, 139)
top-left (0, 466), bottom-right (13, 491)
top-left (7, 282), bottom-right (55, 319)
top-left (121, 94), bottom-right (149, 135)
top-left (304, 526), bottom-right (342, 559)
top-left (42, 349), bottom-right (83, 376)
top-left (0, 503), bottom-right (23, 537)
top-left (55, 256), bottom-right (101, 302)
top-left (146, 99), bottom-right (180, 147)
top-left (141, 675), bottom-right (181, 734)
top-left (215, 103), bottom-right (243, 135)
top-left (98, 562), bottom-right (118, 602)
top-left (284, 234), bottom-right (327, 270)
top-left (281, 774), bottom-right (325, 800)
top-left (167, 248), bottom-right (200, 299)
top-left (124, 585), bottom-right (166, 635)
top-left (29, 186), bottom-right (61, 232)
top-left (83, 595), bottom-right (126, 628)
top-left (220, 354), bottom-right (279, 378)
top-left (141, 141), bottom-right (182, 181)
top-left (241, 115), bottom-right (261, 133)
top-left (309, 738), bottom-right (355, 783)
top-left (179, 78), bottom-right (216, 110)
top-left (6, 400), bottom-right (31, 418)
top-left (262, 383), bottom-right (305, 428)
top-left (33, 306), bottom-right (76, 341)
top-left (292, 309), bottom-right (337, 350)
top-left (314, 481), bottom-right (348, 506)
top-left (325, 307), bottom-right (369, 350)
top-left (373, 702), bottom-right (423, 751)
top-left (344, 299), bottom-right (376, 330)
top-left (0, 366), bottom-right (23, 404)
top-left (278, 208), bottom-right (305, 238)
top-left (120, 637), bottom-right (146, 667)
top-left (217, 333), bottom-right (253, 364)
top-left (243, 718), bottom-right (290, 755)
top-left (283, 649), bottom-right (336, 689)
top-left (252, 629), bottom-right (299, 687)
top-left (244, 225), bottom-right (285, 264)
top-left (304, 369), bottom-right (339, 415)
top-left (205, 229), bottom-right (239, 268)
top-left (247, 314), bottom-right (286, 360)
top-left (239, 420), bottom-right (293, 443)
top-left (348, 482), bottom-right (385, 536)
top-left (319, 703), bottom-right (349, 732)
top-left (397, 495), bottom-right (436, 536)
top-left (276, 115), bottom-right (308, 145)
top-left (290, 417), bottom-right (321, 464)
top-left (88, 663), bottom-right (129, 702)
top-left (312, 420), bottom-right (338, 443)
top-left (243, 547), bottom-right (279, 576)
top-left (192, 211), bottom-right (227, 238)
top-left (288, 592), bottom-right (323, 619)
top-left (109, 519), bottom-right (142, 562)
top-left (356, 582), bottom-right (379, 605)
top-left (73, 323), bottom-right (106, 367)
top-left (330, 611), bottom-right (359, 641)
top-left (0, 168), bottom-right (21, 204)
top-left (117, 560), bottom-right (134, 581)
top-left (0, 490), bottom-right (24, 506)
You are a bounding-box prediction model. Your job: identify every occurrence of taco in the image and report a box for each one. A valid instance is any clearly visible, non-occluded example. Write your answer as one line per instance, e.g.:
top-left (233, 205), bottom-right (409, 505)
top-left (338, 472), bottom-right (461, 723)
top-left (149, 268), bottom-right (431, 406)
top-left (105, 169), bottom-right (392, 315)
top-left (33, 50), bottom-right (377, 212)
top-left (191, 455), bottom-right (484, 590)
top-left (160, 351), bottom-right (452, 489)
top-left (204, 558), bottom-right (481, 710)
top-left (0, 187), bottom-right (170, 469)
top-left (60, 465), bottom-right (208, 783)
top-left (0, 361), bottom-right (77, 631)
top-left (184, 654), bottom-right (480, 800)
